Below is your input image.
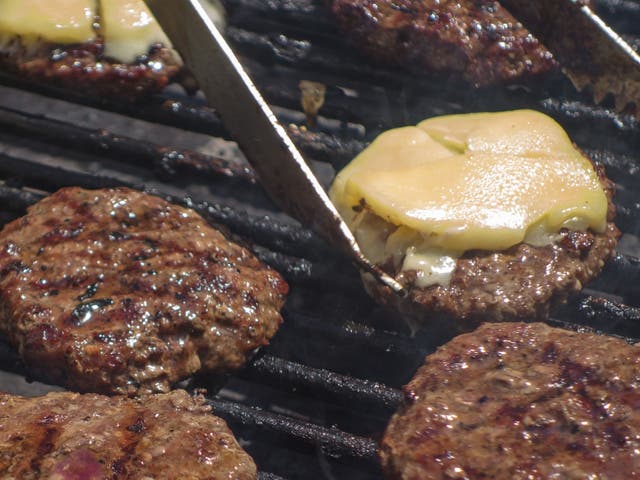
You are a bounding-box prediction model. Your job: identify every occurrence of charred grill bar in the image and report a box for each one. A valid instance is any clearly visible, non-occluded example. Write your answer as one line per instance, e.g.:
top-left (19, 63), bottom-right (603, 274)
top-left (0, 105), bottom-right (258, 183)
top-left (0, 0), bottom-right (640, 478)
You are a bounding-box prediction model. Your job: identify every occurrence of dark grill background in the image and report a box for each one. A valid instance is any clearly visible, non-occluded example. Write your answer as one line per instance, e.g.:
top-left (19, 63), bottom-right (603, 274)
top-left (0, 0), bottom-right (640, 478)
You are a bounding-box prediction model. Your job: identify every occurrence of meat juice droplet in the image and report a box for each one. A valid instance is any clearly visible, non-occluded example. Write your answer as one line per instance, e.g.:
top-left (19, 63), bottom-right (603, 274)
top-left (52, 449), bottom-right (105, 479)
top-left (71, 299), bottom-right (114, 326)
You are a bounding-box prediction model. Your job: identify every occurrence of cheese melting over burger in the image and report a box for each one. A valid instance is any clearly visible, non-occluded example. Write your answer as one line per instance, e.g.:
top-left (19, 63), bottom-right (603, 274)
top-left (0, 0), bottom-right (95, 46)
top-left (330, 110), bottom-right (608, 288)
top-left (100, 0), bottom-right (172, 63)
top-left (0, 0), bottom-right (226, 63)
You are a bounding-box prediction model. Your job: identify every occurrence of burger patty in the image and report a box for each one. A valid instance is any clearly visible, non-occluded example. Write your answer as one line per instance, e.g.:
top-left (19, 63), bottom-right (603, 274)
top-left (0, 389), bottom-right (256, 479)
top-left (381, 322), bottom-right (640, 479)
top-left (364, 164), bottom-right (619, 331)
top-left (0, 187), bottom-right (288, 395)
top-left (328, 0), bottom-right (556, 86)
top-left (0, 38), bottom-right (184, 99)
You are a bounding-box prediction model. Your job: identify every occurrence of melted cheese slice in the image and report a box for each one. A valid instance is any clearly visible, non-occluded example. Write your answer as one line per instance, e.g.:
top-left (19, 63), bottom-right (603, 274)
top-left (1, 0), bottom-right (226, 63)
top-left (0, 0), bottom-right (96, 45)
top-left (100, 0), bottom-right (172, 62)
top-left (331, 110), bottom-right (607, 254)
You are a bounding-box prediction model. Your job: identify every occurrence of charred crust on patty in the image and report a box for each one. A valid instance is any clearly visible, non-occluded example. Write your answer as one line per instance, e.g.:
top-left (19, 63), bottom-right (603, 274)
top-left (328, 0), bottom-right (557, 86)
top-left (0, 187), bottom-right (288, 395)
top-left (0, 37), bottom-right (184, 99)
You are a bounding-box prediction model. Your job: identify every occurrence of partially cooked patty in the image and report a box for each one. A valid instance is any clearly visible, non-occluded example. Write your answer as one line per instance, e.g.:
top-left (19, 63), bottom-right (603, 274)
top-left (0, 389), bottom-right (256, 479)
top-left (381, 322), bottom-right (640, 479)
top-left (364, 164), bottom-right (619, 331)
top-left (0, 38), bottom-right (184, 100)
top-left (0, 187), bottom-right (288, 395)
top-left (329, 0), bottom-right (556, 86)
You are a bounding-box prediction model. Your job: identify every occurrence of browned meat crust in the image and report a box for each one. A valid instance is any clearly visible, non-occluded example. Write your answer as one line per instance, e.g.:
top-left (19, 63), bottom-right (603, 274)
top-left (328, 0), bottom-right (557, 86)
top-left (0, 38), bottom-right (183, 99)
top-left (0, 389), bottom-right (256, 479)
top-left (381, 322), bottom-right (640, 479)
top-left (0, 187), bottom-right (288, 395)
top-left (363, 164), bottom-right (619, 331)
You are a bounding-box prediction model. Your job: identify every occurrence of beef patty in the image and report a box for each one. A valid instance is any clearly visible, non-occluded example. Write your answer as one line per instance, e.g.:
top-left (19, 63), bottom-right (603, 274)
top-left (328, 0), bottom-right (556, 86)
top-left (0, 38), bottom-right (184, 100)
top-left (0, 187), bottom-right (288, 395)
top-left (363, 164), bottom-right (619, 332)
top-left (381, 322), bottom-right (640, 479)
top-left (0, 389), bottom-right (256, 479)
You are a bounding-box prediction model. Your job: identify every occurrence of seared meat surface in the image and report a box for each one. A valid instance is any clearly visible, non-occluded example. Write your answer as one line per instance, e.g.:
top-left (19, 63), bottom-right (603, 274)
top-left (0, 389), bottom-right (256, 479)
top-left (0, 187), bottom-right (288, 395)
top-left (364, 165), bottom-right (619, 331)
top-left (381, 322), bottom-right (640, 479)
top-left (0, 39), bottom-right (183, 100)
top-left (329, 0), bottom-right (556, 86)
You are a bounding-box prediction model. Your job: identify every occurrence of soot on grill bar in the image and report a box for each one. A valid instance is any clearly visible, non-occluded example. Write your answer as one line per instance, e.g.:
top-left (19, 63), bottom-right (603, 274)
top-left (0, 0), bottom-right (639, 479)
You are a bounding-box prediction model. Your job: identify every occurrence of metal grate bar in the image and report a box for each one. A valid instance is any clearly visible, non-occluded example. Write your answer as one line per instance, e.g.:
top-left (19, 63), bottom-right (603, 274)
top-left (249, 247), bottom-right (363, 292)
top-left (0, 105), bottom-right (257, 183)
top-left (547, 316), bottom-right (640, 344)
top-left (281, 309), bottom-right (425, 359)
top-left (225, 26), bottom-right (430, 89)
top-left (245, 59), bottom-right (379, 129)
top-left (593, 0), bottom-right (640, 33)
top-left (540, 99), bottom-right (639, 150)
top-left (612, 185), bottom-right (640, 234)
top-left (243, 354), bottom-right (403, 410)
top-left (223, 0), bottom-right (330, 26)
top-left (584, 149), bottom-right (640, 189)
top-left (0, 153), bottom-right (139, 191)
top-left (0, 185), bottom-right (44, 212)
top-left (591, 253), bottom-right (640, 302)
top-left (0, 77), bottom-right (363, 165)
top-left (207, 398), bottom-right (379, 461)
top-left (579, 296), bottom-right (640, 326)
top-left (257, 473), bottom-right (287, 480)
top-left (554, 296), bottom-right (640, 341)
top-left (186, 199), bottom-right (331, 261)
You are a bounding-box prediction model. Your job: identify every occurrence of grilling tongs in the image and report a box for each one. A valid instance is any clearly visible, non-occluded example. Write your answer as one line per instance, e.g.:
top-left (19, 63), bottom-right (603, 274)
top-left (143, 0), bottom-right (405, 295)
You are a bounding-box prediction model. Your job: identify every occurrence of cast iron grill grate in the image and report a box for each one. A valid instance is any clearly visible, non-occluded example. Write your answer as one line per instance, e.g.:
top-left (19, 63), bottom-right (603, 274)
top-left (0, 0), bottom-right (639, 478)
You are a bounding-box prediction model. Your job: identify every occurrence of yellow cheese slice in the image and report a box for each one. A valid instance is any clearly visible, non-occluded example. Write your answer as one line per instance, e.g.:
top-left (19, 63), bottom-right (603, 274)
top-left (100, 0), bottom-right (172, 62)
top-left (0, 0), bottom-right (96, 45)
top-left (330, 110), bottom-right (608, 253)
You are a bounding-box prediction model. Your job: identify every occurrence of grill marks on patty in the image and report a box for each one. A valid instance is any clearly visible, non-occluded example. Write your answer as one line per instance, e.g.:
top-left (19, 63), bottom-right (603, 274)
top-left (0, 389), bottom-right (257, 479)
top-left (0, 187), bottom-right (288, 395)
top-left (328, 0), bottom-right (557, 86)
top-left (381, 322), bottom-right (640, 479)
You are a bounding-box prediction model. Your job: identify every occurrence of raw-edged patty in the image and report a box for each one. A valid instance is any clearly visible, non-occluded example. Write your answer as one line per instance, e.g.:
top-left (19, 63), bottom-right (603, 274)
top-left (328, 0), bottom-right (556, 86)
top-left (0, 187), bottom-right (288, 395)
top-left (363, 164), bottom-right (619, 331)
top-left (0, 389), bottom-right (256, 479)
top-left (381, 322), bottom-right (640, 479)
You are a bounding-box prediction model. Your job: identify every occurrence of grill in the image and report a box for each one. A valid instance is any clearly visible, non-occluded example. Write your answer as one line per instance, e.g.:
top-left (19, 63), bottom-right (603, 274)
top-left (1, 0), bottom-right (640, 478)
